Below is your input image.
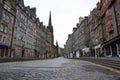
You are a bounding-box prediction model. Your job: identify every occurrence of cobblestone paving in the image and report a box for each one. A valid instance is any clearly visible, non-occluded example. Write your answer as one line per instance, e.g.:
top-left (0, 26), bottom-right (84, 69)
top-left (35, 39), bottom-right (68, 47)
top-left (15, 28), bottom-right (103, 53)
top-left (0, 57), bottom-right (119, 80)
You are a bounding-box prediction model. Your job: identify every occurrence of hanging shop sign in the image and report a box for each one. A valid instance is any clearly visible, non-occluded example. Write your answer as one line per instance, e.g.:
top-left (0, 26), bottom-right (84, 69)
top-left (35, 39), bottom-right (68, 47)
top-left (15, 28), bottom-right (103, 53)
top-left (105, 9), bottom-right (114, 32)
top-left (100, 0), bottom-right (114, 17)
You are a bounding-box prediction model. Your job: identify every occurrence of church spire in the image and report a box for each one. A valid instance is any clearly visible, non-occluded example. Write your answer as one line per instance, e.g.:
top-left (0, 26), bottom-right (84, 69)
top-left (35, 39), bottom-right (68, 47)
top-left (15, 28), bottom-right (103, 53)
top-left (48, 11), bottom-right (52, 26)
top-left (47, 11), bottom-right (53, 32)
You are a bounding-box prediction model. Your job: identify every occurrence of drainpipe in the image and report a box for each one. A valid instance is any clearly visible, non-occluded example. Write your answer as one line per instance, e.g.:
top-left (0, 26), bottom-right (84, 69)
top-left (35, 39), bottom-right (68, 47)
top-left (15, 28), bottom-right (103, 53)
top-left (9, 4), bottom-right (16, 58)
top-left (9, 16), bottom-right (16, 57)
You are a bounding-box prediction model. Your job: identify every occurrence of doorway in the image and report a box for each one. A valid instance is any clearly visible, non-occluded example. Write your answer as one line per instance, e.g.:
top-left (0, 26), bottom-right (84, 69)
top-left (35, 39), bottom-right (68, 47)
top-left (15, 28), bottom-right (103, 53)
top-left (111, 44), bottom-right (117, 57)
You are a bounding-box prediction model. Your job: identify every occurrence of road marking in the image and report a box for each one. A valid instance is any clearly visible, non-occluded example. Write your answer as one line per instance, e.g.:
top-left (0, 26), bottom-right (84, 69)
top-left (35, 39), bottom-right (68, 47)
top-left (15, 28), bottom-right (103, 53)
top-left (80, 60), bottom-right (120, 74)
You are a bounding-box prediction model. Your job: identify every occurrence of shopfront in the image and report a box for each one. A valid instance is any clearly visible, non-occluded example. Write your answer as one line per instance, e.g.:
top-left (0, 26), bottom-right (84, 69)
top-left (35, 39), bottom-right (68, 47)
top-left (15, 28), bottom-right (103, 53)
top-left (94, 44), bottom-right (103, 57)
top-left (103, 39), bottom-right (120, 57)
top-left (0, 45), bottom-right (9, 57)
top-left (82, 48), bottom-right (90, 57)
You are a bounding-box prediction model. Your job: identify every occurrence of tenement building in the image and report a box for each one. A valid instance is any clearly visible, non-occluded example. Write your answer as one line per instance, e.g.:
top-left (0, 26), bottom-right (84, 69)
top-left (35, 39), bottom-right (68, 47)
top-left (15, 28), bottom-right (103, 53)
top-left (12, 3), bottom-right (37, 57)
top-left (0, 0), bottom-right (16, 57)
top-left (0, 0), bottom-right (58, 58)
top-left (64, 34), bottom-right (73, 58)
top-left (88, 2), bottom-right (103, 57)
top-left (101, 0), bottom-right (120, 57)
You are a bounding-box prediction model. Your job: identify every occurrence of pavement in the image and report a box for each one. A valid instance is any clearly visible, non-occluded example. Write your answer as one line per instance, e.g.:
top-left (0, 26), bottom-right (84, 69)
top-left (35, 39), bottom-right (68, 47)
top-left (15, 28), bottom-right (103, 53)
top-left (0, 57), bottom-right (119, 80)
top-left (79, 57), bottom-right (120, 61)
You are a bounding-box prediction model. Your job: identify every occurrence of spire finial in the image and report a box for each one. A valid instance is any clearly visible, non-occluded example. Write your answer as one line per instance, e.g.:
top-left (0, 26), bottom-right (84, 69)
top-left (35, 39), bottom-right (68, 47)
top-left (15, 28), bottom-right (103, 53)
top-left (48, 11), bottom-right (52, 26)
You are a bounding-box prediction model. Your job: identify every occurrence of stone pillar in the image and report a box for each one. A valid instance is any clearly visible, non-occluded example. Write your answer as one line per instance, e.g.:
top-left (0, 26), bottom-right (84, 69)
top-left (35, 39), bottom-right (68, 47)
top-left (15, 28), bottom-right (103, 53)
top-left (104, 48), bottom-right (106, 57)
top-left (116, 44), bottom-right (120, 57)
top-left (95, 48), bottom-right (97, 57)
top-left (110, 46), bottom-right (112, 57)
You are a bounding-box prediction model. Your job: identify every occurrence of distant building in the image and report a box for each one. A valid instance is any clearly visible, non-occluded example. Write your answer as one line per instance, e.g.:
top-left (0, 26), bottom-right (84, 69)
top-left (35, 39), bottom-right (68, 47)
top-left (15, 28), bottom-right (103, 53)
top-left (64, 0), bottom-right (120, 58)
top-left (45, 12), bottom-right (58, 58)
top-left (35, 19), bottom-right (46, 58)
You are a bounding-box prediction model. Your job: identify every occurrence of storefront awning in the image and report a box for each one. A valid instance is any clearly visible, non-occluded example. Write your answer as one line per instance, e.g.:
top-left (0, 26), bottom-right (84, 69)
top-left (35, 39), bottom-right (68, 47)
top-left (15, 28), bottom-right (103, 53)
top-left (94, 44), bottom-right (101, 49)
top-left (0, 45), bottom-right (10, 49)
top-left (82, 48), bottom-right (90, 53)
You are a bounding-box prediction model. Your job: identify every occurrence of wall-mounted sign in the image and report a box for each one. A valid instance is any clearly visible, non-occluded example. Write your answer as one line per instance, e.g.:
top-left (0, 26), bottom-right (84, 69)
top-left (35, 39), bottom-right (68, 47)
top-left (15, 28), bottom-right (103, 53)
top-left (100, 0), bottom-right (114, 17)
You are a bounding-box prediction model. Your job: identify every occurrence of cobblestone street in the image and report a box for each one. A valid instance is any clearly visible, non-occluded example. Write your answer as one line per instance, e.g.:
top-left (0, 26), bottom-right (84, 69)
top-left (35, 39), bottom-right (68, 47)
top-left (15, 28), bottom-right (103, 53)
top-left (0, 57), bottom-right (119, 80)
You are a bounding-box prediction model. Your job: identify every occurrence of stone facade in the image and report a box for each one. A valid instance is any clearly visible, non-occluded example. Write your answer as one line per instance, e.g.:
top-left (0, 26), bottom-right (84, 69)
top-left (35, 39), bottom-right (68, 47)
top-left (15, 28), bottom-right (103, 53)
top-left (45, 12), bottom-right (58, 58)
top-left (101, 0), bottom-right (120, 57)
top-left (87, 2), bottom-right (103, 57)
top-left (35, 19), bottom-right (46, 58)
top-left (64, 17), bottom-right (89, 58)
top-left (12, 1), bottom-right (36, 58)
top-left (64, 34), bottom-right (73, 57)
top-left (0, 0), bottom-right (16, 57)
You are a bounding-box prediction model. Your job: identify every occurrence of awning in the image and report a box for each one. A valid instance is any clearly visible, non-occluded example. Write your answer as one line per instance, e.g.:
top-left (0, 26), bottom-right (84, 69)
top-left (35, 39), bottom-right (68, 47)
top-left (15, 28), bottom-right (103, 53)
top-left (0, 45), bottom-right (10, 49)
top-left (82, 48), bottom-right (90, 53)
top-left (94, 44), bottom-right (101, 49)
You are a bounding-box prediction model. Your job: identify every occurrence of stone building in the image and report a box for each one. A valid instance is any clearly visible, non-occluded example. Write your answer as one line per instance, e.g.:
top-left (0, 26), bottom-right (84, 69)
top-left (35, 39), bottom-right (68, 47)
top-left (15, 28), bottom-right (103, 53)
top-left (12, 0), bottom-right (36, 58)
top-left (0, 0), bottom-right (58, 58)
top-left (45, 12), bottom-right (57, 58)
top-left (87, 10), bottom-right (96, 57)
top-left (0, 0), bottom-right (16, 57)
top-left (64, 34), bottom-right (73, 58)
top-left (35, 19), bottom-right (46, 58)
top-left (64, 0), bottom-right (120, 58)
top-left (101, 0), bottom-right (120, 57)
top-left (73, 18), bottom-right (87, 57)
top-left (87, 2), bottom-right (103, 57)
top-left (92, 3), bottom-right (103, 57)
top-left (64, 17), bottom-right (90, 58)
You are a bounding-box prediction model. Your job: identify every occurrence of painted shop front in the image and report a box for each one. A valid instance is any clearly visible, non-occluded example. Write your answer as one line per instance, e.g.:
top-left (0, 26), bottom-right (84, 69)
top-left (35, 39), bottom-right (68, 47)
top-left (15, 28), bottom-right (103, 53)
top-left (103, 38), bottom-right (120, 57)
top-left (0, 45), bottom-right (9, 57)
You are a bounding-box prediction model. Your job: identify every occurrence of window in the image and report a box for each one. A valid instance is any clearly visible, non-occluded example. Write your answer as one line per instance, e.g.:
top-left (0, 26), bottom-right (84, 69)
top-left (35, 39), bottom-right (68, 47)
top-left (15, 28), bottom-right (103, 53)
top-left (4, 26), bottom-right (8, 33)
top-left (0, 24), bottom-right (4, 31)
top-left (13, 37), bottom-right (16, 44)
top-left (3, 36), bottom-right (6, 43)
top-left (2, 13), bottom-right (10, 23)
top-left (0, 35), bottom-right (2, 42)
top-left (0, 24), bottom-right (8, 33)
top-left (19, 22), bottom-right (26, 30)
top-left (4, 4), bottom-right (11, 12)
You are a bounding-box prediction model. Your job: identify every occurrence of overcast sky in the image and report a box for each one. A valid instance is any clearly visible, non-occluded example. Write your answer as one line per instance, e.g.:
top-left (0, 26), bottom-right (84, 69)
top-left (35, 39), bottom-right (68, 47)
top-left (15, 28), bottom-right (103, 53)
top-left (24, 0), bottom-right (99, 48)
